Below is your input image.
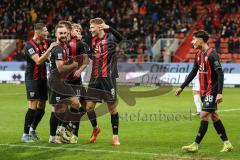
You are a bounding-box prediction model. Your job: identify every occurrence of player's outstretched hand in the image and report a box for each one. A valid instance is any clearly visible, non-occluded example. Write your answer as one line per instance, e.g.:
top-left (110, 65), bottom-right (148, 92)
top-left (175, 88), bottom-right (183, 96)
top-left (99, 23), bottom-right (109, 30)
top-left (215, 94), bottom-right (223, 104)
top-left (49, 42), bottom-right (59, 49)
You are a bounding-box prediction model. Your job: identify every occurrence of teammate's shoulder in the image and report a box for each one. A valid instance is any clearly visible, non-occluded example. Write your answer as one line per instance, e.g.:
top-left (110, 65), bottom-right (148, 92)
top-left (24, 41), bottom-right (34, 49)
top-left (51, 45), bottom-right (62, 53)
top-left (44, 39), bottom-right (53, 45)
top-left (209, 48), bottom-right (218, 57)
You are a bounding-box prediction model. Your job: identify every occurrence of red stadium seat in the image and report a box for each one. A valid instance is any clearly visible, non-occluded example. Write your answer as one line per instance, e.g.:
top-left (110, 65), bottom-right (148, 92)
top-left (220, 43), bottom-right (228, 48)
top-left (232, 54), bottom-right (238, 59)
top-left (127, 58), bottom-right (135, 62)
top-left (136, 58), bottom-right (144, 63)
top-left (209, 42), bottom-right (215, 48)
top-left (220, 48), bottom-right (229, 54)
top-left (220, 54), bottom-right (232, 59)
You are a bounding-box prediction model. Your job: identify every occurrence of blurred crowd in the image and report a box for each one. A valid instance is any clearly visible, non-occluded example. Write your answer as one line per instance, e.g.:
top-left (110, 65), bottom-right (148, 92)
top-left (0, 0), bottom-right (239, 62)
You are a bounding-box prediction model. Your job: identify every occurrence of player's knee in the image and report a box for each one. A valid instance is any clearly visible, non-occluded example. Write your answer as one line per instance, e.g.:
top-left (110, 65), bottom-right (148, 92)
top-left (211, 112), bottom-right (219, 122)
top-left (108, 103), bottom-right (117, 115)
top-left (70, 97), bottom-right (80, 109)
top-left (28, 100), bottom-right (38, 110)
top-left (86, 102), bottom-right (96, 111)
top-left (200, 112), bottom-right (209, 121)
top-left (37, 101), bottom-right (46, 109)
top-left (53, 104), bottom-right (67, 113)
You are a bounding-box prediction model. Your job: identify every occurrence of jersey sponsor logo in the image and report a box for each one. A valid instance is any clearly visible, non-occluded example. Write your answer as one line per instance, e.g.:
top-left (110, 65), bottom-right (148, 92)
top-left (30, 92), bottom-right (35, 97)
top-left (57, 53), bottom-right (63, 59)
top-left (28, 48), bottom-right (35, 55)
top-left (56, 97), bottom-right (61, 102)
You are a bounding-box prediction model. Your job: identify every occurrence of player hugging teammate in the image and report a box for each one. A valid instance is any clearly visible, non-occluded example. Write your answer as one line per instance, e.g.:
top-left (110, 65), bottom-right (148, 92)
top-left (22, 18), bottom-right (123, 146)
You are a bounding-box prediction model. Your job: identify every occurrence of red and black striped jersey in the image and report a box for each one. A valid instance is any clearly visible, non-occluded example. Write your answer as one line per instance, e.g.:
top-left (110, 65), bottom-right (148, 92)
top-left (90, 33), bottom-right (118, 78)
top-left (65, 38), bottom-right (87, 84)
top-left (86, 27), bottom-right (124, 78)
top-left (24, 39), bottom-right (51, 80)
top-left (181, 48), bottom-right (224, 96)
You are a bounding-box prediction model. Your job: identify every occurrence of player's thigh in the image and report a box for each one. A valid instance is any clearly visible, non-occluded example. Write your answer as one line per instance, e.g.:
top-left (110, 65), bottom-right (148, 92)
top-left (210, 111), bottom-right (220, 122)
top-left (86, 101), bottom-right (97, 111)
top-left (68, 96), bottom-right (80, 109)
top-left (28, 100), bottom-right (38, 110)
top-left (52, 103), bottom-right (68, 113)
top-left (200, 111), bottom-right (211, 121)
top-left (107, 101), bottom-right (118, 115)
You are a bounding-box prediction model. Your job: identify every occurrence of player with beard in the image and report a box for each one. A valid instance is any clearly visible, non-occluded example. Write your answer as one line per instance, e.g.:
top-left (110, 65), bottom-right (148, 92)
top-left (55, 20), bottom-right (100, 143)
top-left (48, 24), bottom-right (80, 143)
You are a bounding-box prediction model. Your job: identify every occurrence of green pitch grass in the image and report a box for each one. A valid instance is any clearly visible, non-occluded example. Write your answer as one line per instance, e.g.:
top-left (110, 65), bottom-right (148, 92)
top-left (0, 84), bottom-right (239, 160)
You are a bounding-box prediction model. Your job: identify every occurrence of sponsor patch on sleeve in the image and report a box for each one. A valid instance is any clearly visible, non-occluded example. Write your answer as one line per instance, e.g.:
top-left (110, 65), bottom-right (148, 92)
top-left (57, 53), bottom-right (63, 60)
top-left (28, 48), bottom-right (35, 55)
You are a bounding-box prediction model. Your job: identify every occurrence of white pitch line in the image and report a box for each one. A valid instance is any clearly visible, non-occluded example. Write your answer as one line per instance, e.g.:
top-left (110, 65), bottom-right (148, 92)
top-left (0, 143), bottom-right (200, 159)
top-left (0, 93), bottom-right (24, 95)
top-left (218, 108), bottom-right (240, 113)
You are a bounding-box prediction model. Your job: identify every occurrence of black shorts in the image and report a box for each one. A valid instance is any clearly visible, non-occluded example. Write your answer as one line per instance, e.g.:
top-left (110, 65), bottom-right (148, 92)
top-left (64, 81), bottom-right (87, 101)
top-left (48, 88), bottom-right (72, 105)
top-left (86, 77), bottom-right (117, 103)
top-left (48, 74), bottom-right (76, 105)
top-left (201, 95), bottom-right (217, 113)
top-left (25, 78), bottom-right (48, 101)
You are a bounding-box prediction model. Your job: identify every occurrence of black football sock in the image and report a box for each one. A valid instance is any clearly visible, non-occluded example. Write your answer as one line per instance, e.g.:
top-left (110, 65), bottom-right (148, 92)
top-left (79, 107), bottom-right (86, 113)
top-left (31, 108), bottom-right (45, 130)
top-left (50, 112), bottom-right (59, 136)
top-left (87, 110), bottom-right (98, 128)
top-left (111, 112), bottom-right (119, 135)
top-left (70, 107), bottom-right (80, 136)
top-left (24, 108), bottom-right (36, 134)
top-left (213, 120), bottom-right (228, 141)
top-left (195, 120), bottom-right (208, 144)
